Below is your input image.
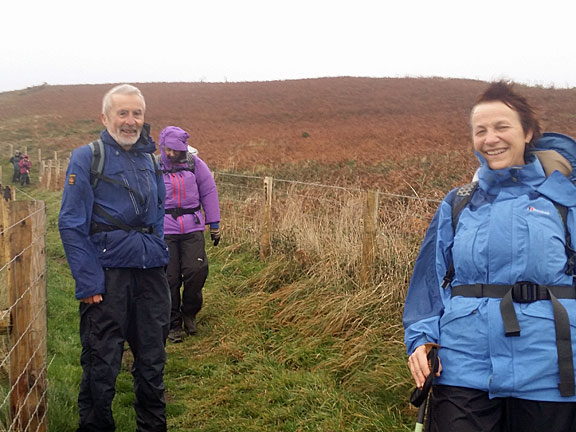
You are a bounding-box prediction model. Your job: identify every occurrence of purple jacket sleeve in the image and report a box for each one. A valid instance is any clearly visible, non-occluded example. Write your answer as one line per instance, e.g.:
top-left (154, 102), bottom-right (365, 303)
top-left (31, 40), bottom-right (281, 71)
top-left (194, 156), bottom-right (221, 224)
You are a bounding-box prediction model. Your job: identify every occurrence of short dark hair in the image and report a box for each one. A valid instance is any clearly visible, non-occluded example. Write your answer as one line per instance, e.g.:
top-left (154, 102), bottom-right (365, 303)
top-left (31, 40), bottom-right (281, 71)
top-left (473, 81), bottom-right (541, 146)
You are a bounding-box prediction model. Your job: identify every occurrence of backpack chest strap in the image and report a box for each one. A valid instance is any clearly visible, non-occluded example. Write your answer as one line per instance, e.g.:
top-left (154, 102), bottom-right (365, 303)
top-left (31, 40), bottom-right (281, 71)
top-left (451, 283), bottom-right (576, 301)
top-left (452, 282), bottom-right (575, 396)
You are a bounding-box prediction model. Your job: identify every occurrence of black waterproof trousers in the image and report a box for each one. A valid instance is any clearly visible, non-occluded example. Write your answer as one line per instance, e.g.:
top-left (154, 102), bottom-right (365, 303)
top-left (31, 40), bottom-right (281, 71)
top-left (426, 385), bottom-right (576, 432)
top-left (165, 232), bottom-right (209, 331)
top-left (77, 267), bottom-right (170, 432)
top-left (11, 164), bottom-right (19, 183)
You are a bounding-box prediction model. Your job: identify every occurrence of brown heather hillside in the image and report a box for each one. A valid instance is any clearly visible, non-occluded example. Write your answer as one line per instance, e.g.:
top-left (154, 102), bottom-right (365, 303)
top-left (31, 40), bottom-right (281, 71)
top-left (1, 77), bottom-right (575, 194)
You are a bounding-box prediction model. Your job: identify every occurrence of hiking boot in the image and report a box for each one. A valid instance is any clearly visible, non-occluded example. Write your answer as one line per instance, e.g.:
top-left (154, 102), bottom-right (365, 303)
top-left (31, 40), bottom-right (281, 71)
top-left (183, 315), bottom-right (197, 335)
top-left (168, 328), bottom-right (183, 343)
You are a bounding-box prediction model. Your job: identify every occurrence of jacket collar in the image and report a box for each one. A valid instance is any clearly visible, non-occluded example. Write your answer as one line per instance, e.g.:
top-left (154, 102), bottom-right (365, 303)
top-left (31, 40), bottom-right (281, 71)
top-left (476, 152), bottom-right (547, 193)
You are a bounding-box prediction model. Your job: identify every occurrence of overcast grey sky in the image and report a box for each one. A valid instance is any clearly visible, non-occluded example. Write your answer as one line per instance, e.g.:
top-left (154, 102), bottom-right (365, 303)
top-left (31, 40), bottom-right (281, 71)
top-left (2, 0), bottom-right (576, 93)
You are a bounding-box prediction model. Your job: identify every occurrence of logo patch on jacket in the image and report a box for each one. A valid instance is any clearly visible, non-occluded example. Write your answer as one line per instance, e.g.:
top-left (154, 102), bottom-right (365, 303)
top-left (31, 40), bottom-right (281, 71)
top-left (528, 206), bottom-right (550, 215)
top-left (68, 174), bottom-right (76, 185)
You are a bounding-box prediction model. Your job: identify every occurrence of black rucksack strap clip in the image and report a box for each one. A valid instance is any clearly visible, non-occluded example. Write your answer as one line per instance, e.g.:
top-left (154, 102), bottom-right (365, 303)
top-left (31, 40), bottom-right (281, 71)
top-left (165, 205), bottom-right (201, 222)
top-left (441, 265), bottom-right (454, 289)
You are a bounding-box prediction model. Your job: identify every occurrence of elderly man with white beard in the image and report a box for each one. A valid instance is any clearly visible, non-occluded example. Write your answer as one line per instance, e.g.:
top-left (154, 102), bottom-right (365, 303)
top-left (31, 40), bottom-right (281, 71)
top-left (59, 84), bottom-right (171, 432)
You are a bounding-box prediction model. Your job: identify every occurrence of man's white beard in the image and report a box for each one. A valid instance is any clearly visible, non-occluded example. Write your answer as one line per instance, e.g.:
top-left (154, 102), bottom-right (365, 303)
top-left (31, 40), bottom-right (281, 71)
top-left (110, 131), bottom-right (140, 147)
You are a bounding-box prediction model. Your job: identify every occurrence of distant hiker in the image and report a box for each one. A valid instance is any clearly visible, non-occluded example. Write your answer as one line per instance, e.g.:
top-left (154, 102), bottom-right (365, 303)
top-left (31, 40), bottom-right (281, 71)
top-left (18, 154), bottom-right (31, 186)
top-left (403, 81), bottom-right (576, 431)
top-left (158, 126), bottom-right (221, 343)
top-left (58, 84), bottom-right (170, 432)
top-left (9, 151), bottom-right (21, 183)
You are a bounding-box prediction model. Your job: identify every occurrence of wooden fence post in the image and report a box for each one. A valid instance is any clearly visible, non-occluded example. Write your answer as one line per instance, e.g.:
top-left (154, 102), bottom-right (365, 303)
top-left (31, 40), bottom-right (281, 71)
top-left (45, 161), bottom-right (52, 190)
top-left (360, 190), bottom-right (379, 289)
top-left (53, 159), bottom-right (61, 191)
top-left (5, 201), bottom-right (47, 431)
top-left (0, 198), bottom-right (12, 335)
top-left (260, 176), bottom-right (274, 260)
top-left (38, 161), bottom-right (45, 189)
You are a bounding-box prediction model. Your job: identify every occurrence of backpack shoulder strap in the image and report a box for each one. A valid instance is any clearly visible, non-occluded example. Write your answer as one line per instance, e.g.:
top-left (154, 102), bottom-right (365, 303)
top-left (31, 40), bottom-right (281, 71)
top-left (451, 181), bottom-right (478, 232)
top-left (151, 153), bottom-right (162, 176)
top-left (186, 152), bottom-right (196, 173)
top-left (554, 201), bottom-right (575, 275)
top-left (442, 181), bottom-right (479, 289)
top-left (88, 139), bottom-right (105, 188)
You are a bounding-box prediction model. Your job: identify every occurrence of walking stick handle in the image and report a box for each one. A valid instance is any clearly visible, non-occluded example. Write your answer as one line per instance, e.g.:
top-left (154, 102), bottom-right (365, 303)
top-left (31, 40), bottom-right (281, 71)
top-left (410, 346), bottom-right (438, 431)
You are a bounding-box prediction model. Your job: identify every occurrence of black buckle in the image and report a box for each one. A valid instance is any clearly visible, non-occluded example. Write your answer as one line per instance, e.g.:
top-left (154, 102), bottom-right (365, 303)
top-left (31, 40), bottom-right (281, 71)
top-left (512, 282), bottom-right (541, 303)
top-left (168, 207), bottom-right (184, 220)
top-left (90, 222), bottom-right (120, 234)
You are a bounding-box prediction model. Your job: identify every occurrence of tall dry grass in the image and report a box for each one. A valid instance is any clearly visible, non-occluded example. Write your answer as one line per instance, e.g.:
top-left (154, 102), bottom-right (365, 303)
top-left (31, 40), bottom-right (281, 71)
top-left (216, 172), bottom-right (438, 384)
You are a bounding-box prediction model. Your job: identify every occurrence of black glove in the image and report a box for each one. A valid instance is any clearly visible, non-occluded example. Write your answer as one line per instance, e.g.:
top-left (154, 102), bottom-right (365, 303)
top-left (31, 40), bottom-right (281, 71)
top-left (210, 228), bottom-right (221, 246)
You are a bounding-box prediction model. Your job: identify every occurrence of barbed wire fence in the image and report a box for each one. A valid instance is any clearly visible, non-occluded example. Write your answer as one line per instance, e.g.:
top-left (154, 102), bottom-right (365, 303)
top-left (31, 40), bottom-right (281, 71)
top-left (214, 171), bottom-right (441, 300)
top-left (29, 162), bottom-right (442, 299)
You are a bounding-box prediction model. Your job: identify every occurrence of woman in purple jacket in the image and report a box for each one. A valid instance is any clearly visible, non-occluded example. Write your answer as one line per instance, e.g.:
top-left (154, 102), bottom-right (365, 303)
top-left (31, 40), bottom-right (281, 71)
top-left (159, 126), bottom-right (221, 343)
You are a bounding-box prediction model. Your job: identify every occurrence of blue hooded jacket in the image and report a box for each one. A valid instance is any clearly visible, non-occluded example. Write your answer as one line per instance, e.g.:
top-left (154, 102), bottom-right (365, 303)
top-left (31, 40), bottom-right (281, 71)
top-left (59, 128), bottom-right (169, 300)
top-left (403, 133), bottom-right (576, 402)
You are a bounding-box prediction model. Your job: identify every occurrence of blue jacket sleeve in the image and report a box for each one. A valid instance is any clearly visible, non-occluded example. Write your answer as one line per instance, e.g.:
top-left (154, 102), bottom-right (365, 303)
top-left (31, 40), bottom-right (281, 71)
top-left (403, 191), bottom-right (457, 355)
top-left (58, 146), bottom-right (105, 300)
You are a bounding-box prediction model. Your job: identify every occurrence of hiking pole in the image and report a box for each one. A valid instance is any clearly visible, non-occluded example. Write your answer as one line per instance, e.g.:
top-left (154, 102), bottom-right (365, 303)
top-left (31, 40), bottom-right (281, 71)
top-left (409, 346), bottom-right (439, 432)
top-left (414, 399), bottom-right (427, 432)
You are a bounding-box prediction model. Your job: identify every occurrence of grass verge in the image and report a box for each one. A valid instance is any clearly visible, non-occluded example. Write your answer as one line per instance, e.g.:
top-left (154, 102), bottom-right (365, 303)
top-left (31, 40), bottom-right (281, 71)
top-left (16, 180), bottom-right (419, 431)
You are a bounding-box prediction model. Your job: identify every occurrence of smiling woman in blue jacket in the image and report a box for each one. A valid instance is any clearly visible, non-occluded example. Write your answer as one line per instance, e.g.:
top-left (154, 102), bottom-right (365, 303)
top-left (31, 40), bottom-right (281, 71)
top-left (403, 81), bottom-right (576, 432)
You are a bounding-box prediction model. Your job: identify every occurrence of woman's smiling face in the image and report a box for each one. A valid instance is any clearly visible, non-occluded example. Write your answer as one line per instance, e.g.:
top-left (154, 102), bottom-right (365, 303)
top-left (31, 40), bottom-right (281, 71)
top-left (471, 101), bottom-right (533, 170)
